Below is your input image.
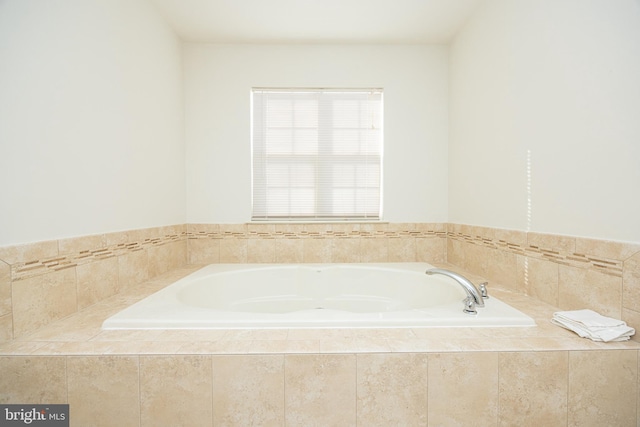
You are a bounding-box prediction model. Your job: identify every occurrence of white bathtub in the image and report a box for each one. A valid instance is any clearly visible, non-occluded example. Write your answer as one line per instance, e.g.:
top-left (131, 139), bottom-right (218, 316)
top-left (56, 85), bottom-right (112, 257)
top-left (102, 263), bottom-right (536, 329)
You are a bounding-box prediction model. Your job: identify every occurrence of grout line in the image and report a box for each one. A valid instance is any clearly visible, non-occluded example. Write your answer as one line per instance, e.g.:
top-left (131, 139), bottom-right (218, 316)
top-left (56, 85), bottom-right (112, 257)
top-left (138, 355), bottom-right (142, 427)
top-left (211, 355), bottom-right (215, 427)
top-left (283, 353), bottom-right (287, 426)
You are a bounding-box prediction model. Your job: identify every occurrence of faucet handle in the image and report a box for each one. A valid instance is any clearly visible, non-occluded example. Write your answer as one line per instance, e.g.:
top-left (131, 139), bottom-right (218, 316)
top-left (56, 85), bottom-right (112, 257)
top-left (479, 282), bottom-right (489, 299)
top-left (463, 297), bottom-right (477, 315)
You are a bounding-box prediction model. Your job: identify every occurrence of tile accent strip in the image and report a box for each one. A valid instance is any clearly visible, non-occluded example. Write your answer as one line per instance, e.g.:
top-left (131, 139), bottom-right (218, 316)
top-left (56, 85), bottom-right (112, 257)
top-left (3, 223), bottom-right (638, 280)
top-left (186, 225), bottom-right (448, 240)
top-left (7, 231), bottom-right (186, 282)
top-left (185, 223), bottom-right (636, 278)
top-left (447, 227), bottom-right (631, 278)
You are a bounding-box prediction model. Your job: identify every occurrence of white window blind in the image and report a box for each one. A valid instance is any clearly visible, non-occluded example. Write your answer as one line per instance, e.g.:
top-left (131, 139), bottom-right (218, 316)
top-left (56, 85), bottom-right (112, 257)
top-left (251, 88), bottom-right (383, 221)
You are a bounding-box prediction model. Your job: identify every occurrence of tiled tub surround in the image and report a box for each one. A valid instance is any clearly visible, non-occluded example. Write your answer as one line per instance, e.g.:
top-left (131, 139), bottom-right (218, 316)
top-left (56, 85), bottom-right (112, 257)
top-left (186, 222), bottom-right (448, 265)
top-left (446, 223), bottom-right (640, 336)
top-left (3, 222), bottom-right (640, 342)
top-left (0, 222), bottom-right (447, 341)
top-left (186, 222), bottom-right (640, 337)
top-left (0, 225), bottom-right (187, 341)
top-left (2, 223), bottom-right (640, 424)
top-left (1, 265), bottom-right (640, 426)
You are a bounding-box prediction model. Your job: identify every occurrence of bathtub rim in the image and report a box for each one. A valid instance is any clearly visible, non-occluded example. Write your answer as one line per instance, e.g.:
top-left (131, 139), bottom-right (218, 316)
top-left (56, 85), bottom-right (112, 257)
top-left (101, 262), bottom-right (537, 330)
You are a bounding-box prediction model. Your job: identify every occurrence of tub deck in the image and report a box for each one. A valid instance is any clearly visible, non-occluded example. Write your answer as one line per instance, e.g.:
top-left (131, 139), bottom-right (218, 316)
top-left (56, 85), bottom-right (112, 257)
top-left (3, 264), bottom-right (640, 426)
top-left (2, 264), bottom-right (638, 355)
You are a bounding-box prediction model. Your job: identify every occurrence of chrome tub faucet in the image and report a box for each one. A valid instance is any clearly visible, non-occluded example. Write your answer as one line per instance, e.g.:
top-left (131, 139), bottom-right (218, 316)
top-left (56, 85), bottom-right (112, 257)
top-left (425, 268), bottom-right (486, 315)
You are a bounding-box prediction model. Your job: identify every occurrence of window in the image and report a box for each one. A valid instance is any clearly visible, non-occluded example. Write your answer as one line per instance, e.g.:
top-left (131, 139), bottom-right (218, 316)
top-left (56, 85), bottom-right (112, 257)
top-left (251, 88), bottom-right (383, 221)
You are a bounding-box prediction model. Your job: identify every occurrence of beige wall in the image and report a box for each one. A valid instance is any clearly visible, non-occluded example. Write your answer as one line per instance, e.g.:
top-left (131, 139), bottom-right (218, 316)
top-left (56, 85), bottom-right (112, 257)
top-left (0, 0), bottom-right (186, 247)
top-left (449, 0), bottom-right (640, 243)
top-left (5, 0), bottom-right (640, 250)
top-left (183, 44), bottom-right (450, 224)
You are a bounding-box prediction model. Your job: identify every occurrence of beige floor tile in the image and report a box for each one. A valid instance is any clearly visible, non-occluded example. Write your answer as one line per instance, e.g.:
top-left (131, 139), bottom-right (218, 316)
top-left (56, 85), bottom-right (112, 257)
top-left (331, 238), bottom-right (362, 263)
top-left (360, 238), bottom-right (388, 263)
top-left (319, 338), bottom-right (363, 353)
top-left (575, 237), bottom-right (640, 261)
top-left (247, 238), bottom-right (277, 263)
top-left (139, 355), bottom-right (213, 427)
top-left (0, 356), bottom-right (66, 403)
top-left (302, 238), bottom-right (332, 263)
top-left (0, 340), bottom-right (48, 355)
top-left (416, 237), bottom-right (446, 264)
top-left (521, 257), bottom-right (559, 307)
top-left (12, 268), bottom-right (78, 338)
top-left (522, 336), bottom-right (600, 351)
top-left (498, 351), bottom-right (568, 425)
top-left (117, 249), bottom-right (150, 290)
top-left (623, 251), bottom-right (640, 312)
top-left (386, 338), bottom-right (433, 352)
top-left (388, 237), bottom-right (416, 262)
top-left (285, 354), bottom-right (356, 426)
top-left (175, 340), bottom-right (253, 354)
top-left (0, 240), bottom-right (58, 265)
top-left (247, 339), bottom-right (319, 354)
top-left (213, 355), bottom-right (284, 426)
top-left (90, 329), bottom-right (166, 342)
top-left (123, 341), bottom-right (184, 355)
top-left (559, 264), bottom-right (623, 318)
top-left (287, 328), bottom-right (355, 340)
top-left (623, 308), bottom-right (640, 342)
top-left (486, 247), bottom-right (518, 290)
top-left (353, 328), bottom-right (416, 340)
top-left (219, 239), bottom-right (247, 263)
top-left (67, 355), bottom-right (140, 426)
top-left (148, 241), bottom-right (186, 277)
top-left (36, 341), bottom-right (141, 355)
top-left (353, 338), bottom-right (394, 352)
top-left (187, 238), bottom-right (220, 265)
top-left (220, 329), bottom-right (289, 341)
top-left (568, 349), bottom-right (637, 426)
top-left (357, 353), bottom-right (428, 426)
top-left (428, 352), bottom-right (498, 426)
top-left (0, 261), bottom-right (11, 317)
top-left (0, 314), bottom-right (12, 342)
top-left (18, 309), bottom-right (104, 343)
top-left (152, 329), bottom-right (228, 341)
top-left (527, 232), bottom-right (576, 254)
top-left (274, 239), bottom-right (304, 263)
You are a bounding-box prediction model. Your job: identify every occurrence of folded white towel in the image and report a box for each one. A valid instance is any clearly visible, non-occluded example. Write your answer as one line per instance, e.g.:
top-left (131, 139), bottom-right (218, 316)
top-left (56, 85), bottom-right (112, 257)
top-left (551, 309), bottom-right (635, 342)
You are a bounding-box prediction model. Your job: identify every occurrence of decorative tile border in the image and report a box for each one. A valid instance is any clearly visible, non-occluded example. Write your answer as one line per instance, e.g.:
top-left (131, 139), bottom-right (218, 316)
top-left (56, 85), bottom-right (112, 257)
top-left (186, 224), bottom-right (447, 240)
top-left (1, 223), bottom-right (449, 282)
top-left (3, 222), bottom-right (638, 281)
top-left (447, 228), bottom-right (629, 278)
top-left (3, 230), bottom-right (187, 282)
top-left (186, 223), bottom-right (637, 278)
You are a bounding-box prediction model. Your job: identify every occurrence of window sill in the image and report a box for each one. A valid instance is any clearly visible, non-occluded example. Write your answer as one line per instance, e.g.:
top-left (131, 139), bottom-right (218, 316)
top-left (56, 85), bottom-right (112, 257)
top-left (248, 219), bottom-right (388, 225)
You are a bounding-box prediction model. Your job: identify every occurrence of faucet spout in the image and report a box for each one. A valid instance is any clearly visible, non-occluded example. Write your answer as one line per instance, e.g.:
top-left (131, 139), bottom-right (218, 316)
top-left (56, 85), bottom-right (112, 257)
top-left (425, 268), bottom-right (485, 308)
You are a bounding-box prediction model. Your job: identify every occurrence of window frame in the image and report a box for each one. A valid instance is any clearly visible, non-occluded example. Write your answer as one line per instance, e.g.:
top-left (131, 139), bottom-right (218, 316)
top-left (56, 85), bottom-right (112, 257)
top-left (251, 88), bottom-right (384, 222)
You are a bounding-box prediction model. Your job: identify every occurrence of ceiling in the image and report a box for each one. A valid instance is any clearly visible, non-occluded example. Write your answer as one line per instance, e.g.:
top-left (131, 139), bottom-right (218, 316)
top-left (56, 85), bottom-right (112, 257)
top-left (149, 0), bottom-right (485, 44)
